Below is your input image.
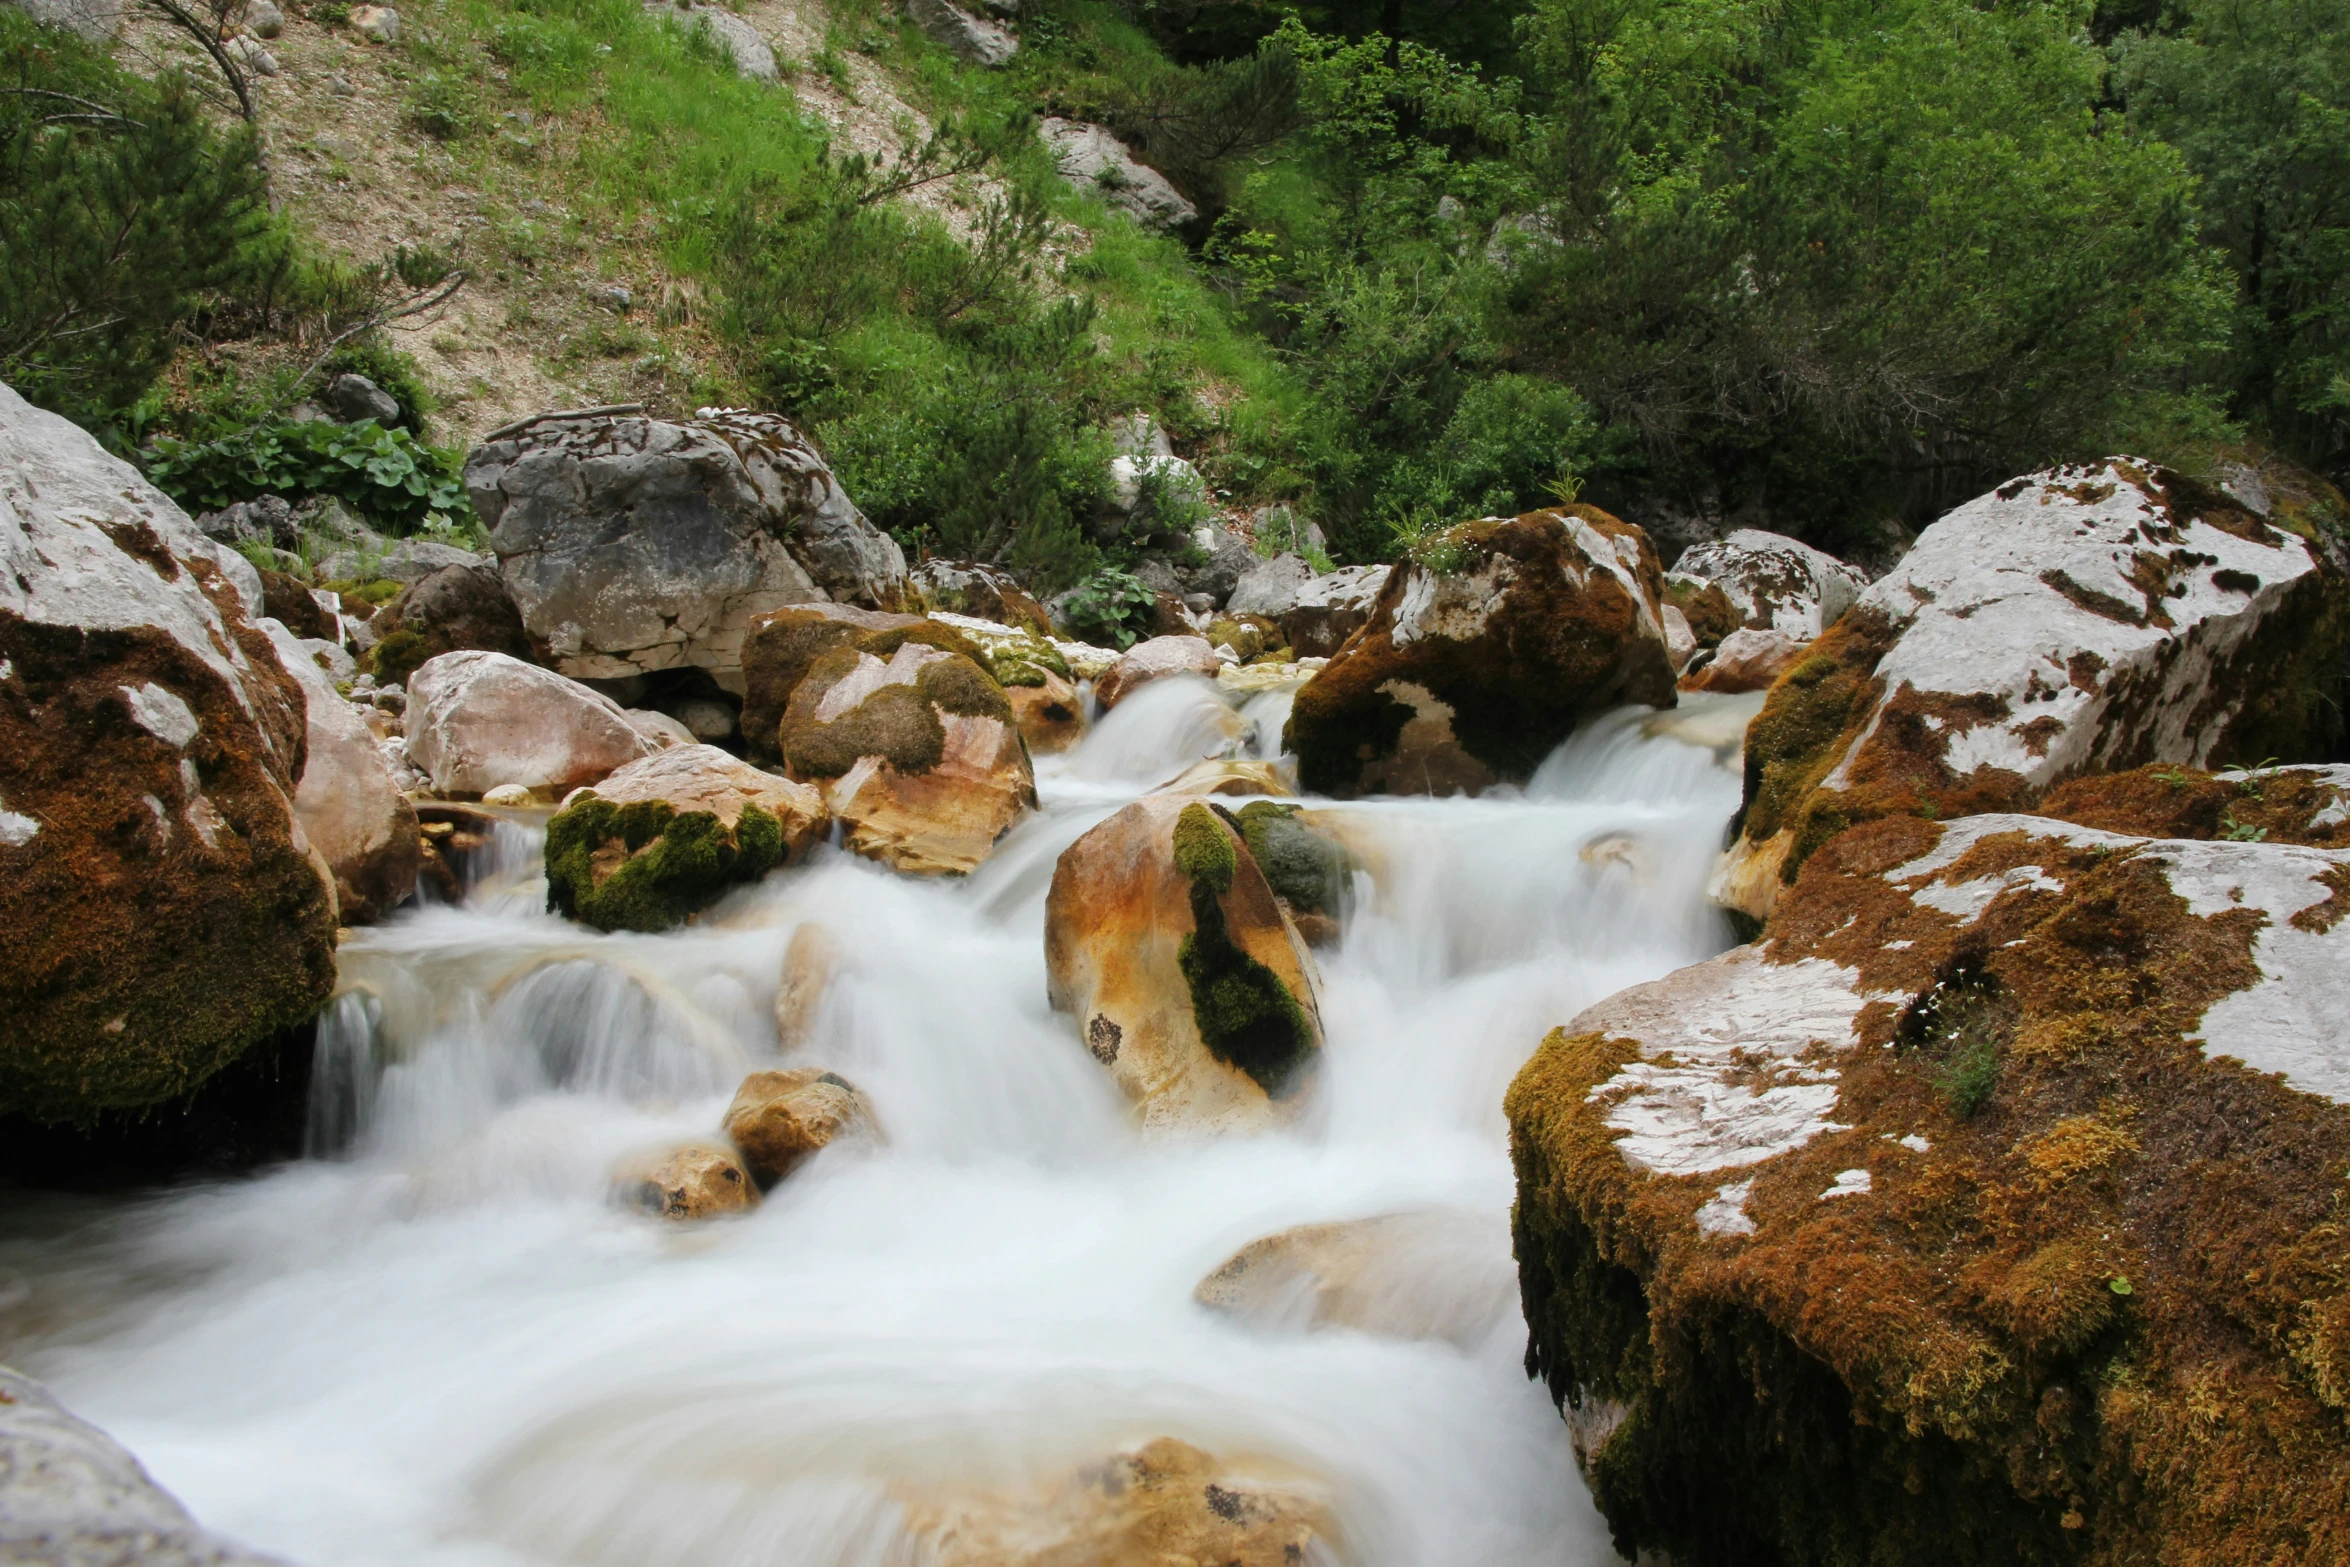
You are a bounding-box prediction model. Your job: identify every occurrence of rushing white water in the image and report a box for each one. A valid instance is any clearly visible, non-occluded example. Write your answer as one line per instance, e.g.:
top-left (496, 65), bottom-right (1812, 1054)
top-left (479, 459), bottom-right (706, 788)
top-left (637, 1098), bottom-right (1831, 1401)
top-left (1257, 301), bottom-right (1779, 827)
top-left (0, 679), bottom-right (1762, 1567)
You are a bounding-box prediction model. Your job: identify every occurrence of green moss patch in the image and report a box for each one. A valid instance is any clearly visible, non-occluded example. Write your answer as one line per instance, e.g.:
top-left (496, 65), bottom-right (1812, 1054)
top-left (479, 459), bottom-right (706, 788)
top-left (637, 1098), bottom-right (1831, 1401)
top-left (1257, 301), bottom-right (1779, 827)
top-left (779, 645), bottom-right (1012, 781)
top-left (1170, 804), bottom-right (1313, 1097)
top-left (1233, 801), bottom-right (1351, 916)
top-left (544, 794), bottom-right (786, 932)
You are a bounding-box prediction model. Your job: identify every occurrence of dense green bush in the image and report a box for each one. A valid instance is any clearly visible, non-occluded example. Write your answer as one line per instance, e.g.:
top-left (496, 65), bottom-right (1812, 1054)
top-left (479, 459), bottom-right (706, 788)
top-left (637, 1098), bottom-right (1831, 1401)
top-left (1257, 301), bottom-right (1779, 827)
top-left (1058, 564), bottom-right (1158, 647)
top-left (146, 419), bottom-right (472, 534)
top-left (0, 10), bottom-right (281, 432)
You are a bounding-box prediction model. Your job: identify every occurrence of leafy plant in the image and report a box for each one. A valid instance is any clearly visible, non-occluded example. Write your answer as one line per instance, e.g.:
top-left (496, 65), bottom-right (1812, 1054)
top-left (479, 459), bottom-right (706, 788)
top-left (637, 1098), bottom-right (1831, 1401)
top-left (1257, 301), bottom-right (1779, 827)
top-left (146, 419), bottom-right (472, 533)
top-left (1059, 565), bottom-right (1158, 649)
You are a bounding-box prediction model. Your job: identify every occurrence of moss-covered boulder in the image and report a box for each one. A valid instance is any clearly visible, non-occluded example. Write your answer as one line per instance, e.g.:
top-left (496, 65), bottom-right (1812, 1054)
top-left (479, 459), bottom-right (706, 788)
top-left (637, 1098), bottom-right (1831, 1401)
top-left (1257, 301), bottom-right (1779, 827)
top-left (0, 381), bottom-right (336, 1122)
top-left (1509, 810), bottom-right (2350, 1567)
top-left (1717, 459), bottom-right (2350, 923)
top-left (1669, 528), bottom-right (1871, 640)
top-left (544, 745), bottom-right (824, 931)
top-left (1285, 507), bottom-right (1679, 798)
top-left (736, 602), bottom-right (927, 761)
top-left (779, 632), bottom-right (1034, 874)
top-left (909, 558), bottom-right (1054, 635)
top-left (2037, 761), bottom-right (2350, 848)
top-left (367, 562), bottom-right (540, 687)
top-left (1045, 797), bottom-right (1323, 1132)
top-left (1232, 800), bottom-right (1353, 945)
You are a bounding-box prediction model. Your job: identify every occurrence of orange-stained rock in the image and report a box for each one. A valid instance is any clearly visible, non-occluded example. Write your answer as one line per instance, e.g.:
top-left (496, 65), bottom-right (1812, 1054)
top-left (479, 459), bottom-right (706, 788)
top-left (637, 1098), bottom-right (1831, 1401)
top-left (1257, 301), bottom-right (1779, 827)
top-left (1095, 634), bottom-right (1220, 708)
top-left (905, 1437), bottom-right (1335, 1567)
top-left (721, 1066), bottom-right (875, 1187)
top-left (558, 743), bottom-right (825, 834)
top-left (1680, 626), bottom-right (1807, 694)
top-left (611, 1140), bottom-right (757, 1220)
top-left (1285, 507), bottom-right (1678, 798)
top-left (774, 921), bottom-right (838, 1050)
top-left (1045, 797), bottom-right (1322, 1132)
top-left (780, 633), bottom-right (1035, 875)
top-left (1005, 668), bottom-right (1086, 754)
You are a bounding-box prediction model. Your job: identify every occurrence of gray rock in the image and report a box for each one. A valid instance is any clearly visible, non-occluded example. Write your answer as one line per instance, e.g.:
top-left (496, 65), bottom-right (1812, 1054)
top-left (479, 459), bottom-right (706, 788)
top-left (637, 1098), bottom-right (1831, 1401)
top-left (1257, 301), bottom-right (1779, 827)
top-left (1668, 528), bottom-right (1870, 640)
top-left (5, 0), bottom-right (121, 40)
top-left (1108, 411), bottom-right (1172, 460)
top-left (223, 31), bottom-right (278, 74)
top-left (1178, 522), bottom-right (1255, 603)
top-left (323, 372), bottom-right (399, 427)
top-left (642, 0), bottom-right (777, 78)
top-left (904, 0), bottom-right (1015, 66)
top-left (316, 538), bottom-right (484, 585)
top-left (327, 72), bottom-right (356, 95)
top-left (350, 2), bottom-right (398, 43)
top-left (1133, 556), bottom-right (1183, 597)
top-left (1038, 118), bottom-right (1195, 230)
top-left (1226, 551), bottom-right (1313, 618)
top-left (0, 1365), bottom-right (293, 1567)
top-left (197, 494), bottom-right (297, 551)
top-left (245, 0), bottom-right (283, 37)
top-left (1280, 563), bottom-right (1391, 658)
top-left (465, 406), bottom-right (905, 692)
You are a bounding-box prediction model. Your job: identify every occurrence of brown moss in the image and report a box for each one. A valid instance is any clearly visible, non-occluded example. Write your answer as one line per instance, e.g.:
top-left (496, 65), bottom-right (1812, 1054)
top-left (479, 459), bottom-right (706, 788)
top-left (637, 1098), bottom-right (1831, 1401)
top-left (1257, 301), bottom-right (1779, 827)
top-left (2038, 764), bottom-right (2350, 849)
top-left (1666, 576), bottom-right (1741, 647)
top-left (777, 643), bottom-right (1010, 781)
top-left (1510, 814), bottom-right (2350, 1566)
top-left (257, 569), bottom-right (334, 640)
top-left (737, 604), bottom-right (925, 760)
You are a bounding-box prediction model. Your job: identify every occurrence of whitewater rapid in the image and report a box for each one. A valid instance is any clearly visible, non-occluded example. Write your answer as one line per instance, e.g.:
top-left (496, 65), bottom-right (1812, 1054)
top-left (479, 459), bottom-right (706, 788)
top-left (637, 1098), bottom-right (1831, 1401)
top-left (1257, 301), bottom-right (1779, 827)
top-left (0, 676), bottom-right (1760, 1567)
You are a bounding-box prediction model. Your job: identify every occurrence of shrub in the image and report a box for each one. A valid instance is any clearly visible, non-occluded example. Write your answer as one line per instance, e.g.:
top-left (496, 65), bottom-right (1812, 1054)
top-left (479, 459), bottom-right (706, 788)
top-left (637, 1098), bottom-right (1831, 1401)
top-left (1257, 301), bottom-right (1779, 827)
top-left (1058, 565), bottom-right (1158, 648)
top-left (146, 419), bottom-right (472, 534)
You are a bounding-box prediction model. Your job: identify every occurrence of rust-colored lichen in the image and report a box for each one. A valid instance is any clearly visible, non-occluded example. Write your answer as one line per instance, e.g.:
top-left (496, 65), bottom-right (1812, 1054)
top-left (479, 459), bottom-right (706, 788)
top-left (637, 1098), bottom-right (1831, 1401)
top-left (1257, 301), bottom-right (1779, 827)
top-left (2038, 764), bottom-right (2350, 850)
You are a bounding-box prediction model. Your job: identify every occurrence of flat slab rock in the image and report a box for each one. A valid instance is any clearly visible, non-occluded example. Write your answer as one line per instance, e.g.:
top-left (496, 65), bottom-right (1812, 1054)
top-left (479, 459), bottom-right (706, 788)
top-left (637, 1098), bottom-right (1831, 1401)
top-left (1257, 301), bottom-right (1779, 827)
top-left (0, 1365), bottom-right (292, 1566)
top-left (1510, 805), bottom-right (2350, 1564)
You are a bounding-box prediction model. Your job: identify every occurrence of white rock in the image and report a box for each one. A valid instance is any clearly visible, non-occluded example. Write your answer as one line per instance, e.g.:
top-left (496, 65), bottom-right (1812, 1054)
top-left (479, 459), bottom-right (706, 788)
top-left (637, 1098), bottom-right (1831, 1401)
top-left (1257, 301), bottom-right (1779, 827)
top-left (0, 1365), bottom-right (291, 1567)
top-left (263, 618), bottom-right (419, 921)
top-left (481, 783), bottom-right (533, 806)
top-left (404, 649), bottom-right (655, 795)
top-left (1279, 564), bottom-right (1390, 658)
top-left (904, 0), bottom-right (1015, 65)
top-left (1095, 634), bottom-right (1220, 708)
top-left (1661, 603), bottom-right (1696, 671)
top-left (562, 742), bottom-right (824, 830)
top-left (1227, 552), bottom-right (1314, 619)
top-left (1106, 452), bottom-right (1205, 518)
top-left (350, 2), bottom-right (399, 42)
top-left (1038, 118), bottom-right (1197, 229)
top-left (641, 0), bottom-right (777, 78)
top-left (1670, 528), bottom-right (1870, 638)
top-left (623, 708), bottom-right (698, 749)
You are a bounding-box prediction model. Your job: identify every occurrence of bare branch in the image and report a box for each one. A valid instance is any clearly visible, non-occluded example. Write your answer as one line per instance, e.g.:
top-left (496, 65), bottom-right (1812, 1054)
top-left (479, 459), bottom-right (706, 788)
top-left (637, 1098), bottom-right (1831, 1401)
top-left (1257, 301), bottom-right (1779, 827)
top-left (265, 270), bottom-right (469, 419)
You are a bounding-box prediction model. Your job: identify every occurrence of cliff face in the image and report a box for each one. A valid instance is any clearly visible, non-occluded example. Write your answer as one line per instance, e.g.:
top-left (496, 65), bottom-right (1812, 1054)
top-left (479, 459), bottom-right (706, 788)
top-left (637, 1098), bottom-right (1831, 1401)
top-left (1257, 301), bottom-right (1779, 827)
top-left (1510, 788), bottom-right (2350, 1566)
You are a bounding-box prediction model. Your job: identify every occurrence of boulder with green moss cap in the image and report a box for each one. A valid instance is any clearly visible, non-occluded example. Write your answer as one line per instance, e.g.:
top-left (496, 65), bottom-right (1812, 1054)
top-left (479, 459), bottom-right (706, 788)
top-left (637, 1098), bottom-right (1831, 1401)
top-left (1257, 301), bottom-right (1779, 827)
top-left (779, 630), bottom-right (1034, 874)
top-left (1045, 797), bottom-right (1323, 1132)
top-left (1509, 810), bottom-right (2350, 1566)
top-left (1715, 458), bottom-right (2350, 924)
top-left (1284, 506), bottom-right (1678, 798)
top-left (545, 745), bottom-right (824, 931)
top-left (737, 602), bottom-right (927, 761)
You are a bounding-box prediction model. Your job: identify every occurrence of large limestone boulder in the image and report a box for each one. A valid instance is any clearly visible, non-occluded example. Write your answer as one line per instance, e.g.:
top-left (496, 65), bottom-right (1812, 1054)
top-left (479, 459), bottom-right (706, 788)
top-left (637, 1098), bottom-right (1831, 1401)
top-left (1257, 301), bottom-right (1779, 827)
top-left (737, 602), bottom-right (925, 761)
top-left (262, 620), bottom-right (419, 923)
top-left (1670, 527), bottom-right (1870, 638)
top-left (465, 407), bottom-right (906, 691)
top-left (1286, 507), bottom-right (1678, 797)
top-left (404, 650), bottom-right (656, 796)
top-left (1095, 634), bottom-right (1220, 708)
top-left (1509, 810), bottom-right (2350, 1565)
top-left (1718, 459), bottom-right (2350, 921)
top-left (642, 0), bottom-right (777, 78)
top-left (905, 1438), bottom-right (1333, 1567)
top-left (0, 382), bottom-right (336, 1121)
top-left (2037, 760), bottom-right (2350, 848)
top-left (779, 630), bottom-right (1034, 874)
top-left (0, 1365), bottom-right (291, 1567)
top-left (1045, 799), bottom-right (1323, 1131)
top-left (1194, 1208), bottom-right (1517, 1347)
top-left (1225, 552), bottom-right (1313, 619)
top-left (1279, 563), bottom-right (1390, 658)
top-left (720, 1066), bottom-right (875, 1186)
top-left (544, 745), bottom-right (825, 930)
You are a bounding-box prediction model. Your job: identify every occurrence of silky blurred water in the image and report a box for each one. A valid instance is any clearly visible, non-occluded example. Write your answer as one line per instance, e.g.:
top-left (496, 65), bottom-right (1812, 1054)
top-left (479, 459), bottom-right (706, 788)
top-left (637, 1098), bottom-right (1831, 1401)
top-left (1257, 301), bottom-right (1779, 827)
top-left (0, 677), bottom-right (1762, 1567)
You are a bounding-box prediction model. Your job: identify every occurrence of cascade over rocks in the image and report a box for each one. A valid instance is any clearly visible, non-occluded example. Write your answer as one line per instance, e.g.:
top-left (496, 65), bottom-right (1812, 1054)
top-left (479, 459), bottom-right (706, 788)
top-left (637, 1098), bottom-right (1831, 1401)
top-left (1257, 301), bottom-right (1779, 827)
top-left (404, 650), bottom-right (656, 796)
top-left (0, 1365), bottom-right (292, 1567)
top-left (1095, 634), bottom-right (1220, 708)
top-left (1045, 798), bottom-right (1323, 1132)
top-left (1194, 1208), bottom-right (1518, 1346)
top-left (1508, 809), bottom-right (2350, 1567)
top-left (1717, 459), bottom-right (2350, 921)
top-left (737, 602), bottom-right (927, 760)
top-left (779, 631), bottom-right (1034, 874)
top-left (544, 744), bottom-right (824, 931)
top-left (721, 1066), bottom-right (875, 1187)
top-left (0, 382), bottom-right (336, 1121)
top-left (465, 406), bottom-right (906, 692)
top-left (1285, 507), bottom-right (1678, 797)
top-left (261, 620), bottom-right (419, 923)
top-left (1669, 527), bottom-right (1871, 639)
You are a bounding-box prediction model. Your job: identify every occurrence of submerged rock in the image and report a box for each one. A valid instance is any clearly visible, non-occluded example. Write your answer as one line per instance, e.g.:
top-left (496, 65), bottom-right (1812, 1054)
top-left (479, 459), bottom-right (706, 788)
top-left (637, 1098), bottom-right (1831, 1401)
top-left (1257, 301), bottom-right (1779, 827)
top-left (1717, 459), bottom-right (2350, 921)
top-left (1669, 527), bottom-right (1870, 639)
top-left (1509, 809), bottom-right (2350, 1565)
top-left (721, 1066), bottom-right (875, 1187)
top-left (1286, 507), bottom-right (1678, 797)
top-left (404, 650), bottom-right (655, 796)
top-left (774, 921), bottom-right (837, 1049)
top-left (612, 1140), bottom-right (758, 1220)
top-left (466, 407), bottom-right (906, 691)
top-left (1045, 798), bottom-right (1323, 1131)
top-left (780, 630), bottom-right (1034, 874)
top-left (0, 381), bottom-right (336, 1121)
top-left (262, 619), bottom-right (420, 923)
top-left (0, 1365), bottom-right (292, 1566)
top-left (1195, 1208), bottom-right (1517, 1347)
top-left (544, 745), bottom-right (824, 931)
top-left (906, 1437), bottom-right (1333, 1567)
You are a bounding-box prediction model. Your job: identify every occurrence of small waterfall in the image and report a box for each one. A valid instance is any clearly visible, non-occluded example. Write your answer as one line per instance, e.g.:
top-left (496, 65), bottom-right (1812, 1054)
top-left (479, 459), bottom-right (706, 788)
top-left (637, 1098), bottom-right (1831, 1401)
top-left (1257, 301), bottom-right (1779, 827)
top-left (0, 680), bottom-right (1753, 1567)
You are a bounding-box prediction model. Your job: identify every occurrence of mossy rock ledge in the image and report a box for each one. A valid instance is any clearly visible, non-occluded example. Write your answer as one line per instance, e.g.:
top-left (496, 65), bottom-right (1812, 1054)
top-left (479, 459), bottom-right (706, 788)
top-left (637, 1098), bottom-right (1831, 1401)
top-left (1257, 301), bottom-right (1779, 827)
top-left (1718, 458), bottom-right (2350, 923)
top-left (1507, 809), bottom-right (2350, 1566)
top-left (1284, 506), bottom-right (1679, 798)
top-left (545, 745), bottom-right (826, 931)
top-left (777, 634), bottom-right (1033, 875)
top-left (0, 381), bottom-right (337, 1121)
top-left (1045, 797), bottom-right (1324, 1132)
